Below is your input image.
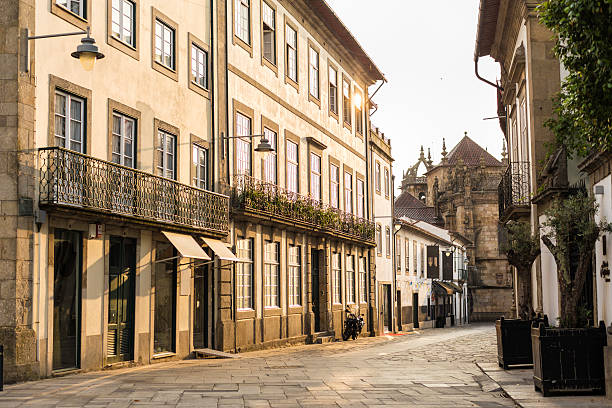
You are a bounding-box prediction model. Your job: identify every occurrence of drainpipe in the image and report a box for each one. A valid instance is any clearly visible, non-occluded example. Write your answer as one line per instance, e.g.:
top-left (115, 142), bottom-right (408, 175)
top-left (474, 57), bottom-right (503, 91)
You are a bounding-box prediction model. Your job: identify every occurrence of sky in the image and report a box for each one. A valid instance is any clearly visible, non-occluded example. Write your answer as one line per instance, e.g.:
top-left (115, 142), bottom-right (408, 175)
top-left (325, 0), bottom-right (504, 189)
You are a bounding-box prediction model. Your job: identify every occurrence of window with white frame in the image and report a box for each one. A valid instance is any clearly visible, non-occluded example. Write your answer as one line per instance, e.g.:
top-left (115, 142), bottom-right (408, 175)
top-left (346, 254), bottom-right (355, 304)
top-left (191, 44), bottom-right (208, 89)
top-left (519, 98), bottom-right (528, 161)
top-left (262, 1), bottom-right (275, 64)
top-left (156, 129), bottom-right (176, 180)
top-left (342, 78), bottom-right (351, 125)
top-left (111, 0), bottom-right (135, 47)
top-left (286, 140), bottom-right (298, 194)
top-left (310, 152), bottom-right (321, 201)
top-left (396, 236), bottom-right (401, 274)
top-left (309, 47), bottom-right (319, 99)
top-left (375, 162), bottom-right (381, 193)
top-left (384, 167), bottom-right (390, 197)
top-left (236, 238), bottom-right (253, 309)
top-left (264, 241), bottom-right (279, 307)
top-left (344, 172), bottom-right (353, 214)
top-left (405, 239), bottom-right (410, 274)
top-left (355, 89), bottom-right (363, 135)
top-left (57, 0), bottom-right (85, 18)
top-left (329, 66), bottom-right (338, 114)
top-left (285, 24), bottom-right (297, 83)
top-left (359, 257), bottom-right (367, 303)
top-left (413, 240), bottom-right (417, 274)
top-left (330, 163), bottom-right (339, 209)
top-left (288, 245), bottom-right (301, 306)
top-left (111, 112), bottom-right (135, 167)
top-left (235, 112), bottom-right (251, 176)
top-left (420, 243), bottom-right (425, 276)
top-left (154, 19), bottom-right (175, 70)
top-left (385, 226), bottom-right (391, 257)
top-left (234, 0), bottom-right (250, 45)
top-left (192, 144), bottom-right (207, 189)
top-left (376, 225), bottom-right (382, 255)
top-left (54, 90), bottom-right (85, 153)
top-left (356, 179), bottom-right (364, 218)
top-left (332, 253), bottom-right (341, 304)
top-left (263, 127), bottom-right (277, 184)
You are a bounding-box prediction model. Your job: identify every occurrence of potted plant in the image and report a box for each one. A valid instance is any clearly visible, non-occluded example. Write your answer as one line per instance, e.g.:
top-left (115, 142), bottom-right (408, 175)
top-left (496, 221), bottom-right (542, 369)
top-left (532, 192), bottom-right (612, 396)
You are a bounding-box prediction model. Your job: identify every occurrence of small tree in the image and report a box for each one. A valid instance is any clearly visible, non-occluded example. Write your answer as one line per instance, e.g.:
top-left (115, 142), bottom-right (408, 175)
top-left (541, 192), bottom-right (612, 327)
top-left (503, 221), bottom-right (540, 319)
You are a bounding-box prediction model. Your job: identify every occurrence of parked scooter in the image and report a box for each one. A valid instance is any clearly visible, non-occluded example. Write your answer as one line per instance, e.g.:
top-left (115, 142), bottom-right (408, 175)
top-left (342, 307), bottom-right (365, 340)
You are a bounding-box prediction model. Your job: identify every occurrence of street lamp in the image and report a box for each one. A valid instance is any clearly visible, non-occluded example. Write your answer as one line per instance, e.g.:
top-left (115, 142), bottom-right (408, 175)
top-left (25, 26), bottom-right (104, 73)
top-left (221, 132), bottom-right (275, 158)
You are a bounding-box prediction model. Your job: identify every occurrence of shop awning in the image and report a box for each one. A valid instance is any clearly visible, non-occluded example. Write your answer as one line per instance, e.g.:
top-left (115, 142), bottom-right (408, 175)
top-left (432, 281), bottom-right (450, 296)
top-left (445, 281), bottom-right (463, 294)
top-left (162, 231), bottom-right (211, 260)
top-left (201, 237), bottom-right (239, 261)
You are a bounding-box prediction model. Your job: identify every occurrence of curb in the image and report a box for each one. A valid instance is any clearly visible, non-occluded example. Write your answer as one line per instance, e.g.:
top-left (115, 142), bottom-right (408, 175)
top-left (475, 362), bottom-right (523, 408)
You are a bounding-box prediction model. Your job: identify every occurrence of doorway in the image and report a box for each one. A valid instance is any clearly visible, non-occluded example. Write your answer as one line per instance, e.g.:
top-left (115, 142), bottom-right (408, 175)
top-left (53, 229), bottom-right (82, 371)
top-left (107, 236), bottom-right (136, 363)
top-left (382, 284), bottom-right (392, 332)
top-left (396, 290), bottom-right (402, 331)
top-left (193, 264), bottom-right (210, 349)
top-left (412, 292), bottom-right (419, 328)
top-left (311, 250), bottom-right (321, 332)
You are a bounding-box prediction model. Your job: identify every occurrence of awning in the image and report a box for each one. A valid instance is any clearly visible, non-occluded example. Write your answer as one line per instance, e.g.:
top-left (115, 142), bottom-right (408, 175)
top-left (445, 281), bottom-right (463, 294)
top-left (201, 237), bottom-right (239, 262)
top-left (432, 281), bottom-right (450, 296)
top-left (162, 231), bottom-right (211, 260)
top-left (438, 281), bottom-right (457, 295)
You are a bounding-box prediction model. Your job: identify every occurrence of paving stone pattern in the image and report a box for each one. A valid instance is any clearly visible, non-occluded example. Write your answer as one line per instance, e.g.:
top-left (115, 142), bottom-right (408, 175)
top-left (0, 324), bottom-right (516, 407)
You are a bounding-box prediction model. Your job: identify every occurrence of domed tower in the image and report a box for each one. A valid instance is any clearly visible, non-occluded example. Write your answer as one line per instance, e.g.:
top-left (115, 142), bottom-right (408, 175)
top-left (399, 145), bottom-right (432, 203)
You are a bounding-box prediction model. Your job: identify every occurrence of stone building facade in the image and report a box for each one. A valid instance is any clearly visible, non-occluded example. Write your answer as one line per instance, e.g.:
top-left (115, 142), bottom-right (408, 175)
top-left (399, 135), bottom-right (512, 321)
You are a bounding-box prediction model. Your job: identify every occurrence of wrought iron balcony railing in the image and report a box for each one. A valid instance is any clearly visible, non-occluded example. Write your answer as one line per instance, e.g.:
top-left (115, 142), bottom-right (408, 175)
top-left (498, 161), bottom-right (531, 219)
top-left (39, 147), bottom-right (229, 234)
top-left (230, 174), bottom-right (376, 243)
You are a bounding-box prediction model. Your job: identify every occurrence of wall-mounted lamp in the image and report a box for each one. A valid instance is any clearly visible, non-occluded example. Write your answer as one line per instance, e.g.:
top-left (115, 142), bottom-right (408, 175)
top-left (25, 26), bottom-right (104, 72)
top-left (221, 132), bottom-right (275, 159)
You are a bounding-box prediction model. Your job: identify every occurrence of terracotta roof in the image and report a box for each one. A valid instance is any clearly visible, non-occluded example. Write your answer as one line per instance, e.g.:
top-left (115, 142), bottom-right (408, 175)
top-left (394, 191), bottom-right (426, 209)
top-left (396, 207), bottom-right (441, 226)
top-left (444, 135), bottom-right (503, 167)
top-left (474, 0), bottom-right (500, 59)
top-left (307, 1), bottom-right (385, 83)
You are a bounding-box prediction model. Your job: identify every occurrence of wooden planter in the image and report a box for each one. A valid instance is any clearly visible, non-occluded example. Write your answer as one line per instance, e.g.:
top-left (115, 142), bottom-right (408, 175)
top-left (496, 316), bottom-right (540, 369)
top-left (532, 321), bottom-right (607, 396)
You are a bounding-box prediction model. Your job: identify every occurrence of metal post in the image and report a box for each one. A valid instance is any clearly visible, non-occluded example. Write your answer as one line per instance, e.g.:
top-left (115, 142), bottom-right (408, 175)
top-left (0, 344), bottom-right (4, 391)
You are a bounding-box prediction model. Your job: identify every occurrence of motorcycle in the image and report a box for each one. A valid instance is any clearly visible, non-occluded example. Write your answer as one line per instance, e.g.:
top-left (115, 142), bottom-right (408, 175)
top-left (342, 307), bottom-right (365, 341)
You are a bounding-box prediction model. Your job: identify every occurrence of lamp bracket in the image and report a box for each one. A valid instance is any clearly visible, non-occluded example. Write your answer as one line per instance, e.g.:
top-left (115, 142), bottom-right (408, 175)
top-left (24, 27), bottom-right (89, 73)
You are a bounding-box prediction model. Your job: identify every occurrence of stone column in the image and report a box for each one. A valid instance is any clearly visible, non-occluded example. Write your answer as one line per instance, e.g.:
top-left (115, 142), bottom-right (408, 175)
top-left (368, 248), bottom-right (379, 336)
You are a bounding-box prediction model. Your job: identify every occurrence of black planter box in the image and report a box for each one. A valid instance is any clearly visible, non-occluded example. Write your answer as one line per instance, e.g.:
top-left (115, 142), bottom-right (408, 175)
top-left (532, 321), bottom-right (607, 396)
top-left (496, 317), bottom-right (536, 369)
top-left (435, 316), bottom-right (446, 328)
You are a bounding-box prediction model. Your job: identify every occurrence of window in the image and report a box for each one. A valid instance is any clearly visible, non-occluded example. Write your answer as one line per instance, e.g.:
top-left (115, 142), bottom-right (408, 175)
top-left (375, 162), bottom-right (381, 193)
top-left (329, 65), bottom-right (338, 115)
top-left (154, 241), bottom-right (176, 354)
top-left (55, 90), bottom-right (85, 153)
top-left (111, 0), bottom-right (135, 47)
top-left (235, 112), bottom-right (251, 176)
top-left (285, 24), bottom-right (297, 83)
top-left (519, 98), bottom-right (528, 161)
top-left (56, 0), bottom-right (85, 18)
top-left (359, 257), bottom-right (367, 303)
top-left (288, 245), bottom-right (301, 306)
top-left (286, 140), bottom-right (298, 194)
top-left (384, 168), bottom-right (390, 197)
top-left (332, 253), bottom-right (341, 304)
top-left (262, 1), bottom-right (275, 64)
top-left (376, 225), bottom-right (382, 255)
top-left (346, 254), bottom-right (355, 304)
top-left (234, 0), bottom-right (250, 45)
top-left (156, 129), bottom-right (176, 179)
top-left (342, 78), bottom-right (351, 126)
top-left (405, 239), bottom-right (410, 274)
top-left (310, 153), bottom-right (321, 201)
top-left (309, 47), bottom-right (319, 99)
top-left (396, 237), bottom-right (401, 274)
top-left (385, 226), bottom-right (391, 257)
top-left (111, 112), bottom-right (135, 167)
top-left (263, 127), bottom-right (277, 184)
top-left (355, 90), bottom-right (363, 135)
top-left (154, 19), bottom-right (175, 70)
top-left (356, 179), bottom-right (364, 218)
top-left (330, 164), bottom-right (339, 209)
top-left (236, 238), bottom-right (253, 310)
top-left (420, 243), bottom-right (425, 276)
top-left (344, 172), bottom-right (353, 214)
top-left (264, 241), bottom-right (279, 307)
top-left (191, 43), bottom-right (208, 89)
top-left (413, 240), bottom-right (417, 275)
top-left (192, 144), bottom-right (207, 189)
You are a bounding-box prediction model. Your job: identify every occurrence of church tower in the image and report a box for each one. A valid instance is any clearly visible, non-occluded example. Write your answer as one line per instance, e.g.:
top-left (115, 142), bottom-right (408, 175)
top-left (399, 145), bottom-right (432, 203)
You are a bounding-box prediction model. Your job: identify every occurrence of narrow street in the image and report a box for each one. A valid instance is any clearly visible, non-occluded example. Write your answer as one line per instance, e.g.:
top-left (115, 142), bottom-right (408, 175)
top-left (0, 324), bottom-right (516, 408)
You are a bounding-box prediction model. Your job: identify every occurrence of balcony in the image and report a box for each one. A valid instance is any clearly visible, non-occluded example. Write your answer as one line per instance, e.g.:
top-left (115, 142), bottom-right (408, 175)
top-left (230, 174), bottom-right (375, 244)
top-left (39, 147), bottom-right (229, 235)
top-left (498, 161), bottom-right (531, 221)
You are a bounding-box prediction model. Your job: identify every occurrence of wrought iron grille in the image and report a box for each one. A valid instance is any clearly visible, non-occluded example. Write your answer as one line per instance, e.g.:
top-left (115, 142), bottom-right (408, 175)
top-left (39, 147), bottom-right (229, 234)
top-left (230, 174), bottom-right (375, 243)
top-left (498, 161), bottom-right (531, 218)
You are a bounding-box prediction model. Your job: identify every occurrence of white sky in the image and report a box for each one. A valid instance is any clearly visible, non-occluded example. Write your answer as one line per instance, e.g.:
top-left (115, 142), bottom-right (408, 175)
top-left (325, 0), bottom-right (504, 190)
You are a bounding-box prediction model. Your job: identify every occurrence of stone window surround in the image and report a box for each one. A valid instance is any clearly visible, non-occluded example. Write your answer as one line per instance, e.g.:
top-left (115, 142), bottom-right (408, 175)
top-left (106, 0), bottom-right (140, 60)
top-left (284, 129), bottom-right (300, 193)
top-left (341, 73), bottom-right (352, 132)
top-left (307, 39), bottom-right (321, 108)
top-left (234, 224), bottom-right (257, 320)
top-left (343, 164), bottom-right (354, 215)
top-left (261, 228), bottom-right (282, 317)
top-left (153, 118), bottom-right (180, 180)
top-left (151, 7), bottom-right (179, 82)
top-left (190, 134), bottom-right (210, 189)
top-left (328, 156), bottom-right (341, 210)
top-left (327, 59), bottom-right (339, 122)
top-left (354, 86), bottom-right (363, 138)
top-left (375, 160), bottom-right (381, 195)
top-left (260, 0), bottom-right (278, 75)
top-left (384, 166), bottom-right (390, 199)
top-left (306, 137), bottom-right (326, 201)
top-left (283, 15), bottom-right (299, 92)
top-left (188, 33), bottom-right (211, 99)
top-left (232, 99), bottom-right (255, 176)
top-left (107, 98), bottom-right (142, 166)
top-left (286, 233), bottom-right (304, 315)
top-left (51, 0), bottom-right (90, 31)
top-left (48, 75), bottom-right (93, 155)
top-left (260, 115), bottom-right (279, 183)
top-left (356, 172), bottom-right (365, 218)
top-left (232, 0), bottom-right (253, 57)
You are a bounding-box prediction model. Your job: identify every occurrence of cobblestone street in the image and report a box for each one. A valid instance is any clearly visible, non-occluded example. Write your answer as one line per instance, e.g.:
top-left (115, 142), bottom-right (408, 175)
top-left (0, 324), bottom-right (517, 408)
